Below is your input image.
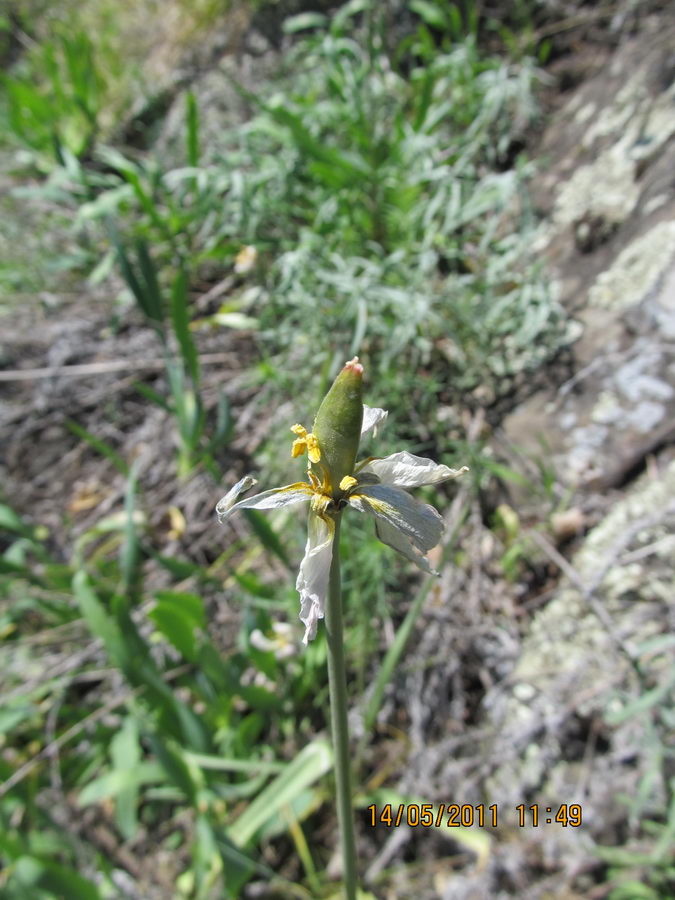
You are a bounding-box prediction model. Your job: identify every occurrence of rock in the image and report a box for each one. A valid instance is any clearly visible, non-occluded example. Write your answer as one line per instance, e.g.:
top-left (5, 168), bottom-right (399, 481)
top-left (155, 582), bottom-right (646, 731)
top-left (503, 12), bottom-right (675, 491)
top-left (481, 460), bottom-right (675, 861)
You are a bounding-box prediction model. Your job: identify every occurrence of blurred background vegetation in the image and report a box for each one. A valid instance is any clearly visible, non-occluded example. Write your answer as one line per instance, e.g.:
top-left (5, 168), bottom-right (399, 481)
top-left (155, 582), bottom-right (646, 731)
top-left (1, 0), bottom-right (673, 898)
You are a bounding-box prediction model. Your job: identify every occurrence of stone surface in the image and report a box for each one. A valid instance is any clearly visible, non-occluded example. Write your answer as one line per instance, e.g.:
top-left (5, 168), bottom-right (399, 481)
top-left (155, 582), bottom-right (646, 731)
top-left (460, 11), bottom-right (675, 895)
top-left (503, 11), bottom-right (675, 491)
top-left (477, 460), bottom-right (675, 886)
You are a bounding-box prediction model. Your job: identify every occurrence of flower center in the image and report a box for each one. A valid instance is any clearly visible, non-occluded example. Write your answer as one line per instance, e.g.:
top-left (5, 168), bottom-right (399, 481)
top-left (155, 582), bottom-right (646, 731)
top-left (292, 423), bottom-right (359, 511)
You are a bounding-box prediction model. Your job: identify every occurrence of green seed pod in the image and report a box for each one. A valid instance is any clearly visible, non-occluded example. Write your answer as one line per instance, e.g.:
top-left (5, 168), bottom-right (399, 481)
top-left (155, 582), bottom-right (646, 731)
top-left (312, 357), bottom-right (364, 494)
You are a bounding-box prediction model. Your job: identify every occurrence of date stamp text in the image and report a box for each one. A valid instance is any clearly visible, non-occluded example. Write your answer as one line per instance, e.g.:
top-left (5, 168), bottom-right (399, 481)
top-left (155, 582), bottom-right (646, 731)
top-left (366, 803), bottom-right (583, 829)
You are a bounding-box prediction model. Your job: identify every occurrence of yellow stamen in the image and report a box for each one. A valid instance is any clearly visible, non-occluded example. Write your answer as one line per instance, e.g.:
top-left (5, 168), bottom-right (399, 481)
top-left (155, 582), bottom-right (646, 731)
top-left (291, 438), bottom-right (307, 458)
top-left (339, 475), bottom-right (357, 492)
top-left (311, 493), bottom-right (332, 515)
top-left (306, 433), bottom-right (321, 463)
top-left (290, 424), bottom-right (308, 458)
top-left (289, 423), bottom-right (321, 462)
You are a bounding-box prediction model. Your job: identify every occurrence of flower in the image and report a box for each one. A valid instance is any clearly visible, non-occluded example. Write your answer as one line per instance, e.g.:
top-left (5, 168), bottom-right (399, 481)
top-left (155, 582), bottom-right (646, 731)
top-left (249, 622), bottom-right (297, 660)
top-left (233, 245), bottom-right (258, 274)
top-left (217, 358), bottom-right (467, 644)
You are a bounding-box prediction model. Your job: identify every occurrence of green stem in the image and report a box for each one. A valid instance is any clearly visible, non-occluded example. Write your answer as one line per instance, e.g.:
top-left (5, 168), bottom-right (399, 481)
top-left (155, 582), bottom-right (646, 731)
top-left (324, 513), bottom-right (358, 899)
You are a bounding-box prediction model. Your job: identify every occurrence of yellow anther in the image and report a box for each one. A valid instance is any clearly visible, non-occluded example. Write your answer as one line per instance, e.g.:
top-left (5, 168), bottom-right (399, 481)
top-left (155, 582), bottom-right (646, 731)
top-left (306, 433), bottom-right (321, 463)
top-left (289, 423), bottom-right (321, 462)
top-left (311, 493), bottom-right (332, 515)
top-left (339, 475), bottom-right (357, 492)
top-left (290, 424), bottom-right (309, 458)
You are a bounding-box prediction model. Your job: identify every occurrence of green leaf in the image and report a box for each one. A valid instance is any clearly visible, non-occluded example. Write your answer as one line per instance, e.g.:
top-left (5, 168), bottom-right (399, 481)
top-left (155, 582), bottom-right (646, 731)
top-left (130, 654), bottom-right (210, 753)
top-left (14, 856), bottom-right (102, 900)
top-left (331, 0), bottom-right (369, 33)
top-left (120, 463), bottom-right (141, 597)
top-left (265, 104), bottom-right (369, 179)
top-left (234, 572), bottom-right (277, 600)
top-left (479, 457), bottom-right (531, 488)
top-left (145, 547), bottom-right (220, 584)
top-left (170, 268), bottom-right (199, 383)
top-left (207, 389), bottom-right (234, 453)
top-left (135, 238), bottom-right (165, 323)
top-left (124, 168), bottom-right (170, 239)
top-left (230, 739), bottom-right (332, 846)
top-left (243, 510), bottom-right (291, 569)
top-left (0, 703), bottom-right (38, 735)
top-left (149, 603), bottom-right (199, 661)
top-left (73, 571), bottom-right (128, 669)
top-left (65, 420), bottom-right (129, 475)
top-left (412, 67), bottom-right (436, 132)
top-left (111, 716), bottom-right (142, 839)
top-left (192, 815), bottom-right (221, 897)
top-left (604, 884), bottom-right (659, 900)
top-left (148, 737), bottom-right (201, 805)
top-left (184, 753), bottom-right (284, 775)
top-left (78, 185), bottom-right (132, 225)
top-left (212, 827), bottom-right (257, 899)
top-left (238, 683), bottom-right (282, 713)
top-left (108, 227), bottom-right (152, 320)
top-left (283, 12), bottom-right (328, 33)
top-left (155, 591), bottom-right (206, 628)
top-left (0, 556), bottom-right (47, 586)
top-left (605, 669), bottom-right (675, 725)
top-left (134, 380), bottom-right (172, 412)
top-left (410, 0), bottom-right (449, 29)
top-left (186, 91), bottom-right (200, 167)
top-left (0, 503), bottom-right (33, 537)
top-left (87, 247), bottom-right (116, 284)
top-left (79, 761), bottom-right (164, 806)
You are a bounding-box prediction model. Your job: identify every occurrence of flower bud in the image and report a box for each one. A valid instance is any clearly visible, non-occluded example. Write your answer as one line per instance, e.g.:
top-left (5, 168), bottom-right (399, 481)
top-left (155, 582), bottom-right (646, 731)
top-left (312, 357), bottom-right (363, 494)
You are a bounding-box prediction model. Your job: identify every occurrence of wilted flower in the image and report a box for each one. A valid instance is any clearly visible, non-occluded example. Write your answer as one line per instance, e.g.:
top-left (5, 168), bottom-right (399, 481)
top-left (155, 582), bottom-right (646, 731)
top-left (233, 244), bottom-right (258, 274)
top-left (249, 622), bottom-right (297, 660)
top-left (217, 358), bottom-right (467, 643)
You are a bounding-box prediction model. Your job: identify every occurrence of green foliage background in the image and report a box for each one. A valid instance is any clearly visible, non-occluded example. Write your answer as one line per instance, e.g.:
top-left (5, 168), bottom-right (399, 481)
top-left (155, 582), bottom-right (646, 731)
top-left (1, 1), bottom-right (669, 898)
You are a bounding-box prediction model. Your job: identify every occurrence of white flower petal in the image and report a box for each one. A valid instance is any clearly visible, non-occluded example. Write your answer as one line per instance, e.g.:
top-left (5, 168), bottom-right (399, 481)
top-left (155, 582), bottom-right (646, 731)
top-left (216, 475), bottom-right (258, 516)
top-left (249, 629), bottom-right (276, 652)
top-left (359, 451), bottom-right (468, 488)
top-left (250, 623), bottom-right (296, 660)
top-left (296, 512), bottom-right (335, 644)
top-left (216, 479), bottom-right (311, 523)
top-left (373, 517), bottom-right (437, 575)
top-left (348, 484), bottom-right (444, 553)
top-left (361, 405), bottom-right (388, 437)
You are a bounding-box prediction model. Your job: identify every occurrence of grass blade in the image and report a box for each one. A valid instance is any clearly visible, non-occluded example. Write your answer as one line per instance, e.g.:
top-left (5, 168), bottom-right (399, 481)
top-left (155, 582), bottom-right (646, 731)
top-left (65, 420), bottom-right (129, 475)
top-left (186, 90), bottom-right (199, 167)
top-left (243, 509), bottom-right (291, 569)
top-left (135, 238), bottom-right (165, 324)
top-left (230, 739), bottom-right (332, 846)
top-left (170, 268), bottom-right (199, 383)
top-left (120, 463), bottom-right (141, 597)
